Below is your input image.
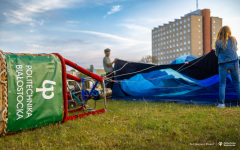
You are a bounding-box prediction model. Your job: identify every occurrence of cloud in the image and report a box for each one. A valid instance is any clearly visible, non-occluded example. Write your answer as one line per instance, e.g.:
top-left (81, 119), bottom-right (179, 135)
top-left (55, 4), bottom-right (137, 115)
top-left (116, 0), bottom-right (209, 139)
top-left (1, 0), bottom-right (83, 25)
top-left (104, 5), bottom-right (121, 17)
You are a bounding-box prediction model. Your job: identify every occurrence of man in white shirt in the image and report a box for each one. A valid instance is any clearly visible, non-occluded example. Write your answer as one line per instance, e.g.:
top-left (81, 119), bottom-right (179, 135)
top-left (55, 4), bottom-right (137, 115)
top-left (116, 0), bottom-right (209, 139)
top-left (103, 48), bottom-right (117, 89)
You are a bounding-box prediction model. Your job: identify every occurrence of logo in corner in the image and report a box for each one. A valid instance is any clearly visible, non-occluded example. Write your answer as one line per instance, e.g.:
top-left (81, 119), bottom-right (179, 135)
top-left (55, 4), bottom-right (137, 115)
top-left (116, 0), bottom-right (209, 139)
top-left (36, 80), bottom-right (56, 99)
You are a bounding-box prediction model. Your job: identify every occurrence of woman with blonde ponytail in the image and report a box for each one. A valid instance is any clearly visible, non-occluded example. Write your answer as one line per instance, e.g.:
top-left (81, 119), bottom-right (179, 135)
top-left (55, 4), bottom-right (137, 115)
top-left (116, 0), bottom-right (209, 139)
top-left (215, 26), bottom-right (239, 108)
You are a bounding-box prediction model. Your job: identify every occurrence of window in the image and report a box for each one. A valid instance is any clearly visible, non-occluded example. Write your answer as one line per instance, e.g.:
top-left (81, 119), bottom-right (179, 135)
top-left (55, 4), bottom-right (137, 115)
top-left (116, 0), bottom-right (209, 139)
top-left (173, 34), bottom-right (175, 37)
top-left (170, 25), bottom-right (171, 28)
top-left (184, 42), bottom-right (186, 45)
top-left (184, 25), bottom-right (186, 28)
top-left (187, 17), bottom-right (190, 21)
top-left (170, 35), bottom-right (172, 38)
top-left (184, 30), bottom-right (186, 34)
top-left (214, 32), bottom-right (216, 34)
top-left (177, 49), bottom-right (179, 52)
top-left (176, 38), bottom-right (179, 41)
top-left (176, 22), bottom-right (179, 26)
top-left (173, 23), bottom-right (175, 27)
top-left (213, 20), bottom-right (216, 23)
top-left (180, 37), bottom-right (182, 40)
top-left (199, 47), bottom-right (201, 50)
top-left (188, 24), bottom-right (190, 27)
top-left (184, 36), bottom-right (186, 40)
top-left (184, 19), bottom-right (186, 23)
top-left (176, 33), bottom-right (179, 36)
top-left (176, 28), bottom-right (178, 31)
top-left (188, 52), bottom-right (190, 55)
top-left (176, 43), bottom-right (179, 47)
top-left (164, 32), bottom-right (166, 35)
top-left (180, 48), bottom-right (183, 51)
top-left (199, 41), bottom-right (201, 44)
top-left (188, 35), bottom-right (191, 39)
top-left (188, 41), bottom-right (191, 44)
top-left (180, 21), bottom-right (182, 24)
top-left (180, 43), bottom-right (182, 46)
top-left (170, 30), bottom-right (172, 33)
top-left (213, 26), bottom-right (215, 29)
top-left (188, 46), bottom-right (190, 49)
top-left (180, 32), bottom-right (182, 35)
top-left (198, 24), bottom-right (201, 27)
top-left (198, 18), bottom-right (201, 21)
top-left (167, 31), bottom-right (169, 34)
top-left (173, 29), bottom-right (175, 32)
top-left (180, 26), bottom-right (182, 30)
top-left (188, 29), bottom-right (190, 32)
top-left (199, 30), bottom-right (201, 33)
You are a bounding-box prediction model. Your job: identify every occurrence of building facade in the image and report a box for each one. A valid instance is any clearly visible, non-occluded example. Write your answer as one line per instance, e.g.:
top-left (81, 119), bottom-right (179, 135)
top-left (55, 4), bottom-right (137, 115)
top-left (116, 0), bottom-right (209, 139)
top-left (152, 9), bottom-right (222, 65)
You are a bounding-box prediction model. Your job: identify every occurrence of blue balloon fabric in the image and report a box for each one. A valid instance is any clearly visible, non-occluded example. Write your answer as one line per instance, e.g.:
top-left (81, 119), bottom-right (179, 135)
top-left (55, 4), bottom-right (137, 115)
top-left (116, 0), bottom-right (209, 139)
top-left (112, 51), bottom-right (239, 106)
top-left (171, 55), bottom-right (198, 64)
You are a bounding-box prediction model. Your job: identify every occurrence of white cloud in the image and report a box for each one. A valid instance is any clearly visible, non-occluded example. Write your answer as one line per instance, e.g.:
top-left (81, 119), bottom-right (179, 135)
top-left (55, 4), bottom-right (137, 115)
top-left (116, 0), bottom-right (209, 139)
top-left (104, 5), bottom-right (121, 17)
top-left (2, 0), bottom-right (83, 25)
top-left (59, 29), bottom-right (149, 45)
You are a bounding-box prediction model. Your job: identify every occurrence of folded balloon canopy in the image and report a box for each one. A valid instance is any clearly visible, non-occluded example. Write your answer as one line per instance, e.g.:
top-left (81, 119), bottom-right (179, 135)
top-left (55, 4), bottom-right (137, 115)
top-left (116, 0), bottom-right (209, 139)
top-left (112, 51), bottom-right (239, 105)
top-left (171, 55), bottom-right (198, 64)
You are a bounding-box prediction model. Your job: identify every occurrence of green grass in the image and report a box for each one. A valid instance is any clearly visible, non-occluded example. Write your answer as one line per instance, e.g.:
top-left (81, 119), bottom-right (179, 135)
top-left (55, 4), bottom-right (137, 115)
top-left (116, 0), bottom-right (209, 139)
top-left (0, 100), bottom-right (240, 150)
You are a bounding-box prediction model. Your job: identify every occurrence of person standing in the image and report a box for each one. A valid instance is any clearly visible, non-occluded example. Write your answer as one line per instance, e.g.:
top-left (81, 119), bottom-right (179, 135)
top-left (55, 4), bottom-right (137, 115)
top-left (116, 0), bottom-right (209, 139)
top-left (103, 48), bottom-right (117, 89)
top-left (215, 26), bottom-right (239, 108)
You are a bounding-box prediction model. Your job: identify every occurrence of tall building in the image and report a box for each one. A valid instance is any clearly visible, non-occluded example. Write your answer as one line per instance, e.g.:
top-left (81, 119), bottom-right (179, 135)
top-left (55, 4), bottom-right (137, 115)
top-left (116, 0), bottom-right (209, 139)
top-left (152, 9), bottom-right (222, 65)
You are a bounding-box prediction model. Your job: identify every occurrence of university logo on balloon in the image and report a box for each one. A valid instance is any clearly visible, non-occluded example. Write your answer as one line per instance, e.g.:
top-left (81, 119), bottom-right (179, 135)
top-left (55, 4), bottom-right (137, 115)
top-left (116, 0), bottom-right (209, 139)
top-left (36, 80), bottom-right (56, 99)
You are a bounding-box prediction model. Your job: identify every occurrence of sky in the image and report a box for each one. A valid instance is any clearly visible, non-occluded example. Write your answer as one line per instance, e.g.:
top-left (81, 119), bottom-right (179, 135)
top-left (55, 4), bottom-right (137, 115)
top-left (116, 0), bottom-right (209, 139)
top-left (0, 0), bottom-right (240, 69)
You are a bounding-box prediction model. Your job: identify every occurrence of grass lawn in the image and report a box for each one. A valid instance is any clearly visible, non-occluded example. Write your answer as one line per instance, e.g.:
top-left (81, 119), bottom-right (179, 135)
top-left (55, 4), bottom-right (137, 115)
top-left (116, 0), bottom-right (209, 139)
top-left (0, 99), bottom-right (240, 150)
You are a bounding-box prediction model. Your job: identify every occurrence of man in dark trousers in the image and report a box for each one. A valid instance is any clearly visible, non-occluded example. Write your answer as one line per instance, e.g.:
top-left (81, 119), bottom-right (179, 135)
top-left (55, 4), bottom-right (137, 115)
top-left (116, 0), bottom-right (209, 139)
top-left (103, 48), bottom-right (117, 89)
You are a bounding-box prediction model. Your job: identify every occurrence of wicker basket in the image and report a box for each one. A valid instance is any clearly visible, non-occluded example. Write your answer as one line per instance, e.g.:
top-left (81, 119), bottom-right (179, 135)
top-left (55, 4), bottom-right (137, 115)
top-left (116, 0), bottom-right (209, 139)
top-left (0, 50), bottom-right (8, 136)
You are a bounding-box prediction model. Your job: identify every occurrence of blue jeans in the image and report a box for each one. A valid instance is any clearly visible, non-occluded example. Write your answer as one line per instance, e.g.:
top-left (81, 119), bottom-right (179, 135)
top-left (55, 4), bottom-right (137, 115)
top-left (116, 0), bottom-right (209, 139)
top-left (219, 60), bottom-right (240, 104)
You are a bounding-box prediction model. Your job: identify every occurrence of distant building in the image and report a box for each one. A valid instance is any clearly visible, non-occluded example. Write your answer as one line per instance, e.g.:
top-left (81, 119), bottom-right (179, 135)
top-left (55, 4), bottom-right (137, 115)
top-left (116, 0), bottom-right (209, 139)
top-left (66, 71), bottom-right (79, 77)
top-left (152, 9), bottom-right (222, 65)
top-left (93, 69), bottom-right (105, 76)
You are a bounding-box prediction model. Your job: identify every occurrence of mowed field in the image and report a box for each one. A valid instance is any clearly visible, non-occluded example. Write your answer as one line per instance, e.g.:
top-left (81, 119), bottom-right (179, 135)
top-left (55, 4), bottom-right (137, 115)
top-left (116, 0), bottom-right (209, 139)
top-left (0, 100), bottom-right (240, 150)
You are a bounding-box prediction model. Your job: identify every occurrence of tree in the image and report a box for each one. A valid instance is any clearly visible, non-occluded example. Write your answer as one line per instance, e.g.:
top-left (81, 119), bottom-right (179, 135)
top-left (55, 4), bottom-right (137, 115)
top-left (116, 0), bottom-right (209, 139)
top-left (90, 64), bottom-right (94, 73)
top-left (139, 55), bottom-right (152, 63)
